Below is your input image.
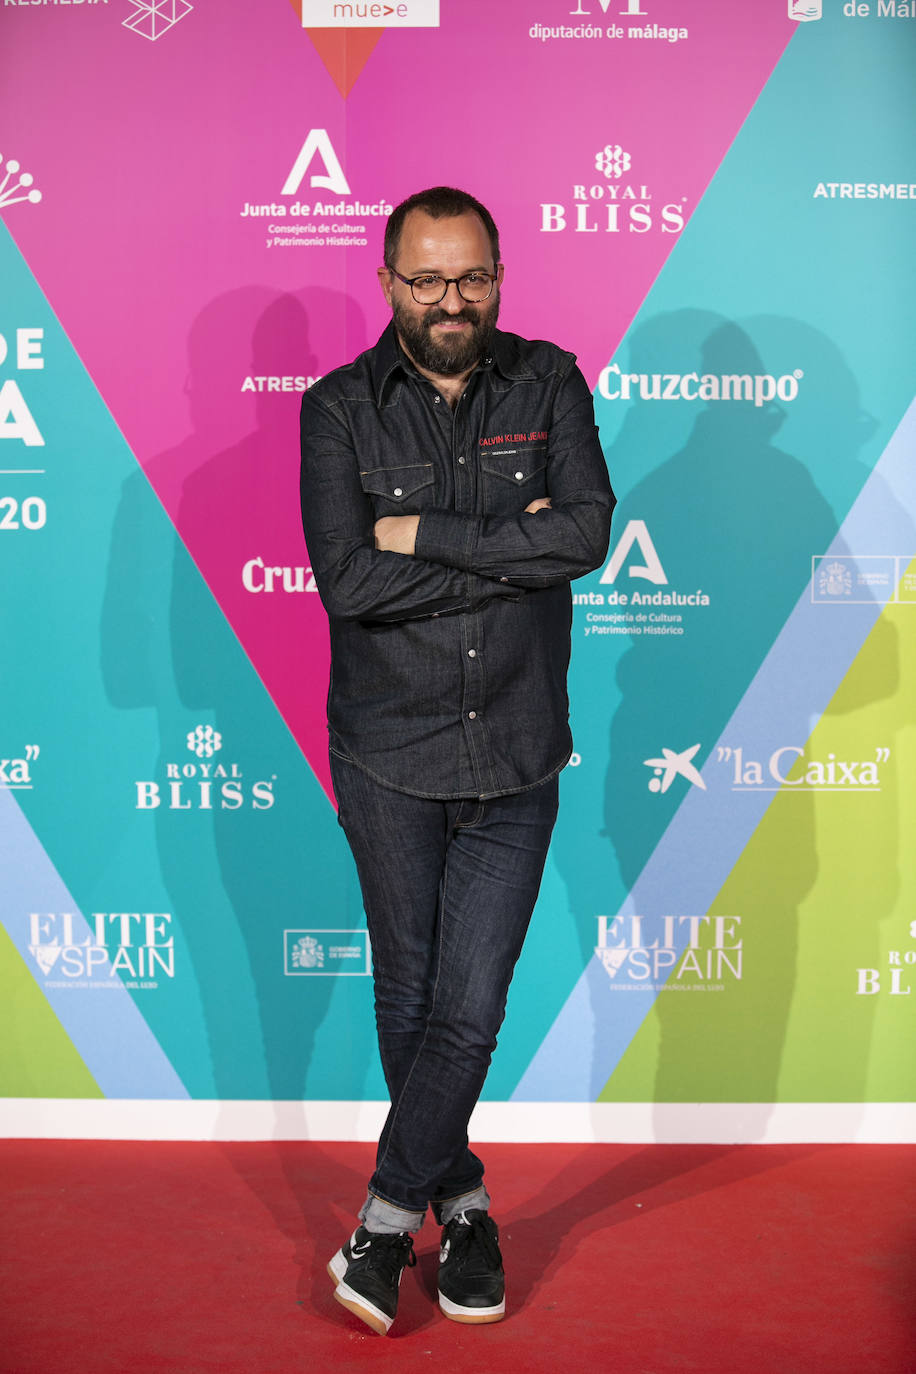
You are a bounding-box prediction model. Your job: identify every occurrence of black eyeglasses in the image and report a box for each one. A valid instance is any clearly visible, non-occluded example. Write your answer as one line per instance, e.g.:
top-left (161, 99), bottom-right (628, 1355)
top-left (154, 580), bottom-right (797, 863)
top-left (388, 268), bottom-right (498, 305)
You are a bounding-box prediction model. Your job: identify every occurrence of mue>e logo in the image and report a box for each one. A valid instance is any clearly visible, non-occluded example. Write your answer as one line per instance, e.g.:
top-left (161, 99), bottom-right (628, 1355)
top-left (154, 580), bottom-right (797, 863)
top-left (300, 0), bottom-right (440, 26)
top-left (788, 0), bottom-right (822, 19)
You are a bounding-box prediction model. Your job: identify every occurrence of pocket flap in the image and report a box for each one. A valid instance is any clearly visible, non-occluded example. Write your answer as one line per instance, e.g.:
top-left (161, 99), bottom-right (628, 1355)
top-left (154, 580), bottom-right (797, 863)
top-left (479, 448), bottom-right (547, 486)
top-left (359, 463), bottom-right (434, 501)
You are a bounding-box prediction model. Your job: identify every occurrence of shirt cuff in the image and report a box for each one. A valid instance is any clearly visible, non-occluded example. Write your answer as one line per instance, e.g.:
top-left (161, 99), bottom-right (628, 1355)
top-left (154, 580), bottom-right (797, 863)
top-left (415, 508), bottom-right (480, 572)
top-left (467, 572), bottom-right (522, 607)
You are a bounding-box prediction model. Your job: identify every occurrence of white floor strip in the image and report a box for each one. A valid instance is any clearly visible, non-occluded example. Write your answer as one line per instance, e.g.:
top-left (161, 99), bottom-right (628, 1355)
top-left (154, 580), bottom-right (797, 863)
top-left (1, 1099), bottom-right (914, 1143)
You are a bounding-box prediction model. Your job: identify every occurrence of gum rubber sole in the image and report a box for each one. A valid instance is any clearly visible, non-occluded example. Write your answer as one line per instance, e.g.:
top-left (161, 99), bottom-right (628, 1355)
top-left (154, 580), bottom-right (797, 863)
top-left (327, 1250), bottom-right (392, 1336)
top-left (438, 1291), bottom-right (505, 1324)
top-left (333, 1283), bottom-right (391, 1336)
top-left (440, 1309), bottom-right (505, 1325)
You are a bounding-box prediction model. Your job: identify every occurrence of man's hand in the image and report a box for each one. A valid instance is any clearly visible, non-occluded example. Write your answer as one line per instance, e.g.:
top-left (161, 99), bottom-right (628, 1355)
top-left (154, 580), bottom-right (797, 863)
top-left (375, 514), bottom-right (420, 555)
top-left (524, 497), bottom-right (552, 514)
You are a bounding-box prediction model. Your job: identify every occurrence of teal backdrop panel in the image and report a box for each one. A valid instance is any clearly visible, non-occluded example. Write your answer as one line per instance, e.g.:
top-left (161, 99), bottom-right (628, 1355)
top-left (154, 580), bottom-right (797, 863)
top-left (0, 223), bottom-right (385, 1103)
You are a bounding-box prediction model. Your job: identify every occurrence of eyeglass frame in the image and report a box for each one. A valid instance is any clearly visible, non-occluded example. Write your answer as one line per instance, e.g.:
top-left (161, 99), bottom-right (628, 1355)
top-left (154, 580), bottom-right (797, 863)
top-left (386, 266), bottom-right (500, 305)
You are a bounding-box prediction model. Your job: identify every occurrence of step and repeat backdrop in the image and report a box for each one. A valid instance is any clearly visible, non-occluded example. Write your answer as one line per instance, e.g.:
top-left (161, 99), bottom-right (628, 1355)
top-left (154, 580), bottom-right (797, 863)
top-left (1, 0), bottom-right (914, 1141)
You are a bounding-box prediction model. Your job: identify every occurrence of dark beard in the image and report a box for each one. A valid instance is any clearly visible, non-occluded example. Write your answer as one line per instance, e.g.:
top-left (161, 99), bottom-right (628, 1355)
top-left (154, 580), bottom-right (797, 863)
top-left (392, 294), bottom-right (499, 377)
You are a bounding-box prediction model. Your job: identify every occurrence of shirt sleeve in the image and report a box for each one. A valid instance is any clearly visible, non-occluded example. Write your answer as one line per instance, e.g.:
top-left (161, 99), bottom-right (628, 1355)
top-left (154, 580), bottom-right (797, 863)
top-left (300, 387), bottom-right (518, 623)
top-left (414, 362), bottom-right (614, 588)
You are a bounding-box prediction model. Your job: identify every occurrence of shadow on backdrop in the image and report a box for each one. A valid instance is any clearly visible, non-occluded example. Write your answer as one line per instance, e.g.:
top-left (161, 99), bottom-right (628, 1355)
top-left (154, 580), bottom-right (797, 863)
top-left (550, 310), bottom-right (905, 1138)
top-left (101, 286), bottom-right (377, 1129)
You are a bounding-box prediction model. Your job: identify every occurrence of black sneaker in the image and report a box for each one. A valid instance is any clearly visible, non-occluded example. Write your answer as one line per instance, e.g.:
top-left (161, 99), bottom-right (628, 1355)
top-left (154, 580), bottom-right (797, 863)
top-left (327, 1226), bottom-right (416, 1336)
top-left (437, 1209), bottom-right (505, 1324)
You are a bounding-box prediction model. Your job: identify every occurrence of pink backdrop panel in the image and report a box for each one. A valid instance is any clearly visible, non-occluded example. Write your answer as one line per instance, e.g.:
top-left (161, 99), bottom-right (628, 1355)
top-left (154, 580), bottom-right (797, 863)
top-left (4, 0), bottom-right (795, 796)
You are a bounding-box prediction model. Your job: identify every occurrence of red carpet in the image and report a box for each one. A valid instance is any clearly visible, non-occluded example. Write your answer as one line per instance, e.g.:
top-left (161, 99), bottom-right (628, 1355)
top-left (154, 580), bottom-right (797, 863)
top-left (1, 1141), bottom-right (913, 1373)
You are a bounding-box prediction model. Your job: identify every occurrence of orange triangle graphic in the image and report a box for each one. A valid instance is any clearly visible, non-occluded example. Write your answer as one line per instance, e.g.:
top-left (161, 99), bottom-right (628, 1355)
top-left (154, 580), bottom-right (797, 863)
top-left (288, 1), bottom-right (384, 97)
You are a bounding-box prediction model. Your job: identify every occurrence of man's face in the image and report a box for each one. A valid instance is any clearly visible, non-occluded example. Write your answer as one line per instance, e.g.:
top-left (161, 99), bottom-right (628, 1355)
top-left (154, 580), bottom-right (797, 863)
top-left (379, 210), bottom-right (503, 378)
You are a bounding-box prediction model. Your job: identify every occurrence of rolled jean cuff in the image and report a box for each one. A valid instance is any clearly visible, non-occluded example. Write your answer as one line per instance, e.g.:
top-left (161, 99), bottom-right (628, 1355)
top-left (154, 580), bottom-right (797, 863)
top-left (360, 1192), bottom-right (426, 1235)
top-left (433, 1184), bottom-right (491, 1226)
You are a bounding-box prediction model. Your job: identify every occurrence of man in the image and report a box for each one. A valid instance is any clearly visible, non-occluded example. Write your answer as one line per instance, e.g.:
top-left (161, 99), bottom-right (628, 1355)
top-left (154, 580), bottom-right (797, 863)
top-left (300, 187), bottom-right (614, 1336)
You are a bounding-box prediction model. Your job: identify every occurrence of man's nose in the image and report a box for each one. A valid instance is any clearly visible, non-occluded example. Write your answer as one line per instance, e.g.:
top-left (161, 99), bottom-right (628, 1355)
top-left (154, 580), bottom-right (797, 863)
top-left (440, 280), bottom-right (465, 312)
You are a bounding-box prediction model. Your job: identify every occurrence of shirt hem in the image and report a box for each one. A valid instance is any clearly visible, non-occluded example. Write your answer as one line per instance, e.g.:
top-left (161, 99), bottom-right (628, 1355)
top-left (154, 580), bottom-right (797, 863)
top-left (328, 743), bottom-right (571, 802)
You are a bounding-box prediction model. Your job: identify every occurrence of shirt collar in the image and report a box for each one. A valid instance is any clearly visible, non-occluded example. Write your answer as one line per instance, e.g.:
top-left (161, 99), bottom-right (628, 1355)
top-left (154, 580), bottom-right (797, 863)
top-left (371, 322), bottom-right (535, 405)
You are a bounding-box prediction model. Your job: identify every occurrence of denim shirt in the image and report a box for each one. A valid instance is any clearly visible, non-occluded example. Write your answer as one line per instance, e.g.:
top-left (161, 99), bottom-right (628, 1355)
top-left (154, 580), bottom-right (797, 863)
top-left (299, 322), bottom-right (615, 800)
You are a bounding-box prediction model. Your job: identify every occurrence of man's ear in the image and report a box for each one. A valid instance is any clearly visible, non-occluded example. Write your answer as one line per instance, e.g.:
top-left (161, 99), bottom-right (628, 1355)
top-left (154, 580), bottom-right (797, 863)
top-left (377, 266), bottom-right (394, 307)
top-left (496, 263), bottom-right (505, 287)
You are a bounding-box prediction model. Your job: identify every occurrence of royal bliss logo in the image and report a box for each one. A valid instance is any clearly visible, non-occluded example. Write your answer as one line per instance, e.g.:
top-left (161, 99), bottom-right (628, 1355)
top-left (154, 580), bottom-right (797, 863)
top-left (540, 143), bottom-right (686, 238)
top-left (135, 728), bottom-right (276, 811)
top-left (857, 921), bottom-right (916, 998)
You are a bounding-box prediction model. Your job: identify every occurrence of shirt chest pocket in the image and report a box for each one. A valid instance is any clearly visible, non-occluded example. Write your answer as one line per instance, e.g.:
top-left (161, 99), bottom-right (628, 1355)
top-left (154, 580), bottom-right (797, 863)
top-left (479, 446), bottom-right (548, 515)
top-left (359, 462), bottom-right (435, 515)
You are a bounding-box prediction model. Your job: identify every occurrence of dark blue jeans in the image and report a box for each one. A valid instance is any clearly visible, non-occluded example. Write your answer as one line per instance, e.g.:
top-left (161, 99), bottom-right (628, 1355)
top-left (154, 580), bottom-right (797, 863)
top-left (331, 752), bottom-right (559, 1218)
